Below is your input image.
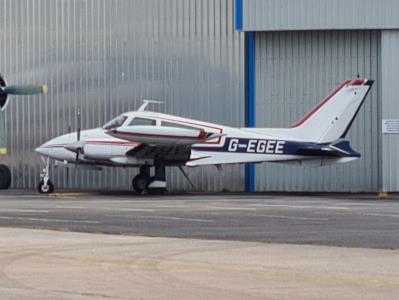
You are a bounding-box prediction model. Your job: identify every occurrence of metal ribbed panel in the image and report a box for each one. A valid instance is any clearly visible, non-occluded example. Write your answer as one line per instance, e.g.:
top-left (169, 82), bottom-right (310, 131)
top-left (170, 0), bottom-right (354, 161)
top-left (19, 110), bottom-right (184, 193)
top-left (243, 0), bottom-right (399, 31)
top-left (254, 30), bottom-right (380, 192)
top-left (0, 0), bottom-right (244, 191)
top-left (381, 30), bottom-right (399, 191)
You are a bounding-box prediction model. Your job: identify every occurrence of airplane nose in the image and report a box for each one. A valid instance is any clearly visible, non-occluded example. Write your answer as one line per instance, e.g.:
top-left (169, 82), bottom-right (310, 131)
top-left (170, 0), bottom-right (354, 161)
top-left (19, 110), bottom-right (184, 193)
top-left (35, 145), bottom-right (48, 156)
top-left (35, 133), bottom-right (75, 157)
top-left (35, 139), bottom-right (54, 156)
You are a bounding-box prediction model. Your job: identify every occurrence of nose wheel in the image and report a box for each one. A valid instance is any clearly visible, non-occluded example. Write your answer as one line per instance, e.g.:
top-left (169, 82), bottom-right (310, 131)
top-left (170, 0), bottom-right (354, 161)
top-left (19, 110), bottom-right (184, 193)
top-left (37, 157), bottom-right (54, 194)
top-left (37, 179), bottom-right (54, 194)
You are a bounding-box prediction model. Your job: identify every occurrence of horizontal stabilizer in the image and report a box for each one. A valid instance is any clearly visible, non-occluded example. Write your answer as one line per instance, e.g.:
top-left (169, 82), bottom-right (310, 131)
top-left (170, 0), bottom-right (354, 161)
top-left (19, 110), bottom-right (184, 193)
top-left (297, 139), bottom-right (360, 158)
top-left (275, 157), bottom-right (358, 167)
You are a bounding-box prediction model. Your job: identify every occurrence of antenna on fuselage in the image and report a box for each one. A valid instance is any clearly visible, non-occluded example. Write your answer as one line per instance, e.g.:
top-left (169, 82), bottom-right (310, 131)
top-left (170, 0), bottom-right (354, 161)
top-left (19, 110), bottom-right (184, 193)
top-left (137, 99), bottom-right (164, 112)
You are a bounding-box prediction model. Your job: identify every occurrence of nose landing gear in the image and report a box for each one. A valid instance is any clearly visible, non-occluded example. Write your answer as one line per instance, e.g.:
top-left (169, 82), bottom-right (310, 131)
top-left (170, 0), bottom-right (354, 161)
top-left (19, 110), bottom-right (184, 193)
top-left (37, 157), bottom-right (54, 194)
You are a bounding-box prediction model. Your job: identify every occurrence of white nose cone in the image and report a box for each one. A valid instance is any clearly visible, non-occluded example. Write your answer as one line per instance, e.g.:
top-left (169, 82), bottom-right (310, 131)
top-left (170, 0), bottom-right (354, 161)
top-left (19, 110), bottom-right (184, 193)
top-left (35, 135), bottom-right (67, 157)
top-left (35, 139), bottom-right (54, 156)
top-left (35, 145), bottom-right (48, 156)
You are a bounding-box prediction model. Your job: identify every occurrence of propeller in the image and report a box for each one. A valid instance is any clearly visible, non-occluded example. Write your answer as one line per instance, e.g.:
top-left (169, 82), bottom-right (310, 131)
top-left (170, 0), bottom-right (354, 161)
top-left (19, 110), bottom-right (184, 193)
top-left (75, 109), bottom-right (82, 164)
top-left (0, 75), bottom-right (48, 111)
top-left (63, 109), bottom-right (85, 161)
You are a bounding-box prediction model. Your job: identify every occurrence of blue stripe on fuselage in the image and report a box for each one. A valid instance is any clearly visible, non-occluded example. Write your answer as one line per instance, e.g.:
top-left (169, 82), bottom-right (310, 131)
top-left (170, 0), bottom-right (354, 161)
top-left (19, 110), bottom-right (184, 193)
top-left (192, 138), bottom-right (360, 157)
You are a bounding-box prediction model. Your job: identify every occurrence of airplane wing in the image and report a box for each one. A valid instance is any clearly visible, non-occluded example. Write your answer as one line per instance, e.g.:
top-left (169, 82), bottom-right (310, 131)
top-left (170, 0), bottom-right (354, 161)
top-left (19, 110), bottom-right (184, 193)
top-left (106, 125), bottom-right (223, 165)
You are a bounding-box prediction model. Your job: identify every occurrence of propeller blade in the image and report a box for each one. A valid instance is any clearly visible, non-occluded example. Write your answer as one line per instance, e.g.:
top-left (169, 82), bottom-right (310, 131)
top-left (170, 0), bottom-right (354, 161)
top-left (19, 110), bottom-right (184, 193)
top-left (75, 147), bottom-right (84, 165)
top-left (3, 85), bottom-right (48, 95)
top-left (0, 74), bottom-right (48, 111)
top-left (77, 109), bottom-right (81, 142)
top-left (75, 109), bottom-right (82, 166)
top-left (75, 151), bottom-right (80, 165)
top-left (64, 142), bottom-right (83, 165)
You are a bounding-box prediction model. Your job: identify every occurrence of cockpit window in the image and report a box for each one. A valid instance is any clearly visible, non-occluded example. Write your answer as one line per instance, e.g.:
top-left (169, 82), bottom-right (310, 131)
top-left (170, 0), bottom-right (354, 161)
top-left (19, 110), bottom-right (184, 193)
top-left (102, 115), bottom-right (127, 130)
top-left (161, 121), bottom-right (198, 131)
top-left (128, 117), bottom-right (156, 126)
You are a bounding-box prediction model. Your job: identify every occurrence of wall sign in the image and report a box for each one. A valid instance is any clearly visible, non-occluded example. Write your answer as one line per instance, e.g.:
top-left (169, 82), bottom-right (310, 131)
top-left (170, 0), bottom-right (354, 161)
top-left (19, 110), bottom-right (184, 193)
top-left (382, 119), bottom-right (399, 134)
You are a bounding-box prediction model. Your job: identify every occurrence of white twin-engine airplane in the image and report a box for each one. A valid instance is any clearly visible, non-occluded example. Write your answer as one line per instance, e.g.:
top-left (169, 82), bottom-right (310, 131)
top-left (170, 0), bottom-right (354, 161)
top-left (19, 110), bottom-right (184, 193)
top-left (35, 78), bottom-right (374, 194)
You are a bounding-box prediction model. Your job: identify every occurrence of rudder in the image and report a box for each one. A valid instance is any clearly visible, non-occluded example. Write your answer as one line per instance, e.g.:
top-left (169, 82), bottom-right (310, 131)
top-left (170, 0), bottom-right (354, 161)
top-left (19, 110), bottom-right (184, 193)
top-left (289, 79), bottom-right (374, 143)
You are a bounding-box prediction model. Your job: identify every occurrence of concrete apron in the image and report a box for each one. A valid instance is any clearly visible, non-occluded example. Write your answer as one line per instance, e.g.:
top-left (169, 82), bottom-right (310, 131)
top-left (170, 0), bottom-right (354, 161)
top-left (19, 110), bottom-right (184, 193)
top-left (0, 228), bottom-right (398, 300)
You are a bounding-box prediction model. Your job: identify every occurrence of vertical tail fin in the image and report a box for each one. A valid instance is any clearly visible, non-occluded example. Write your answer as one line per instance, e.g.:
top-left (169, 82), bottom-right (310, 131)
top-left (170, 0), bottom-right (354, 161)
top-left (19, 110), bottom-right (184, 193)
top-left (289, 79), bottom-right (374, 143)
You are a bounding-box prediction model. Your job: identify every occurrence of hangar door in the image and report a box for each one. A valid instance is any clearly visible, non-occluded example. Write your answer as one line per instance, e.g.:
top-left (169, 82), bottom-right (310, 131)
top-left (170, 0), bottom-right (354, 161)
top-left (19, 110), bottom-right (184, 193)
top-left (254, 31), bottom-right (380, 192)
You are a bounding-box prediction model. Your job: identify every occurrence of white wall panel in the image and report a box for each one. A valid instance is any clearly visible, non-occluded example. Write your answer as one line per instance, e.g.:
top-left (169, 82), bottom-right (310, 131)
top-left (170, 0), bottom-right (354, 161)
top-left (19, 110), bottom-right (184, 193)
top-left (243, 0), bottom-right (399, 31)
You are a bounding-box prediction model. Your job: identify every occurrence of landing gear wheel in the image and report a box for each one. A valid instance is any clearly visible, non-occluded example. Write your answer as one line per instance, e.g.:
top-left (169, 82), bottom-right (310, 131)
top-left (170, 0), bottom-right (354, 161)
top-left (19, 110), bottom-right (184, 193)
top-left (0, 164), bottom-right (11, 189)
top-left (132, 174), bottom-right (151, 193)
top-left (37, 180), bottom-right (54, 194)
top-left (146, 161), bottom-right (167, 196)
top-left (147, 187), bottom-right (166, 195)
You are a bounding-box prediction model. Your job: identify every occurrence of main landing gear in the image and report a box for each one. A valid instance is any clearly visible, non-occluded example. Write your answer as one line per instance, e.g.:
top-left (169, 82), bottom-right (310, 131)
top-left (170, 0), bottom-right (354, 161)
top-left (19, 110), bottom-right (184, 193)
top-left (132, 163), bottom-right (167, 195)
top-left (37, 157), bottom-right (54, 194)
top-left (35, 158), bottom-right (168, 195)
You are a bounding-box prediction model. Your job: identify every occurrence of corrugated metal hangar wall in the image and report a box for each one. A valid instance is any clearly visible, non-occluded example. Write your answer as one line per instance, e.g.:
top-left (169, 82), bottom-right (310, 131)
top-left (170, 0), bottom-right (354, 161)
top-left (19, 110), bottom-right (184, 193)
top-left (1, 0), bottom-right (399, 192)
top-left (381, 30), bottom-right (399, 192)
top-left (0, 0), bottom-right (245, 191)
top-left (238, 0), bottom-right (399, 192)
top-left (254, 31), bottom-right (380, 192)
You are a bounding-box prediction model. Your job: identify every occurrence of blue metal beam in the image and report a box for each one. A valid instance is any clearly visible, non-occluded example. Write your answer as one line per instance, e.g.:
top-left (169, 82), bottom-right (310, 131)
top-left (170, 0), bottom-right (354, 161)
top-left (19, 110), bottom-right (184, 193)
top-left (245, 31), bottom-right (255, 192)
top-left (235, 0), bottom-right (243, 31)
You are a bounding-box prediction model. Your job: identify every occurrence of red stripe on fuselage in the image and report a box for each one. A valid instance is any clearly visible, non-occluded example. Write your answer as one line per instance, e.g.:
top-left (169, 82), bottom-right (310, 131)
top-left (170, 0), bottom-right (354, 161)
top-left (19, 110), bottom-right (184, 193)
top-left (112, 130), bottom-right (205, 140)
top-left (137, 113), bottom-right (223, 144)
top-left (43, 141), bottom-right (140, 148)
top-left (85, 140), bottom-right (140, 146)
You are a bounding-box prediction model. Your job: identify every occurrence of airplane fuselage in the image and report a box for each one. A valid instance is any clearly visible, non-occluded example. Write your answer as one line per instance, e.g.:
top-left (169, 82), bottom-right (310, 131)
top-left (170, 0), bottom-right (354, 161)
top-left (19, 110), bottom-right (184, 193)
top-left (34, 79), bottom-right (373, 194)
top-left (36, 111), bottom-right (359, 168)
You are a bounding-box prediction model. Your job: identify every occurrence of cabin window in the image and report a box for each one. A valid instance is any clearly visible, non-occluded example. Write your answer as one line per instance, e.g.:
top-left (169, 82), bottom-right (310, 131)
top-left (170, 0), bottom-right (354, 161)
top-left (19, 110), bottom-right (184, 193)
top-left (102, 115), bottom-right (127, 130)
top-left (161, 121), bottom-right (198, 131)
top-left (128, 117), bottom-right (156, 126)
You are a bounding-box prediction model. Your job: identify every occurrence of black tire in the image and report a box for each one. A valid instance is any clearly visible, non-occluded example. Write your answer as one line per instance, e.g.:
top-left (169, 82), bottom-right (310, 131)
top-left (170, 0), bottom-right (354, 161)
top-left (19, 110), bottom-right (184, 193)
top-left (132, 174), bottom-right (151, 193)
top-left (0, 164), bottom-right (11, 189)
top-left (37, 180), bottom-right (54, 194)
top-left (147, 187), bottom-right (167, 195)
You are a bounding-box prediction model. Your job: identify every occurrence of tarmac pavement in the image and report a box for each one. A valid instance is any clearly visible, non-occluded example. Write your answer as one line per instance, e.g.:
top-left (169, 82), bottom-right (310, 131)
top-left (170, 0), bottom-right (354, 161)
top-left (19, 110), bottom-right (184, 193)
top-left (0, 191), bottom-right (399, 299)
top-left (0, 191), bottom-right (398, 248)
top-left (1, 227), bottom-right (399, 300)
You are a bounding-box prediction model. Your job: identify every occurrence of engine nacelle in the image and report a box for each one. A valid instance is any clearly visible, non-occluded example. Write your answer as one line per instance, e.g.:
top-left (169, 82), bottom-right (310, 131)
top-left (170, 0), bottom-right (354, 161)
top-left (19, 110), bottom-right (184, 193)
top-left (83, 143), bottom-right (111, 160)
top-left (82, 141), bottom-right (139, 160)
